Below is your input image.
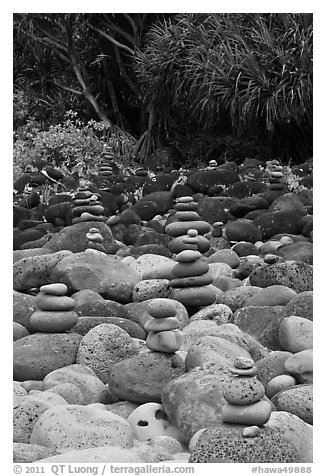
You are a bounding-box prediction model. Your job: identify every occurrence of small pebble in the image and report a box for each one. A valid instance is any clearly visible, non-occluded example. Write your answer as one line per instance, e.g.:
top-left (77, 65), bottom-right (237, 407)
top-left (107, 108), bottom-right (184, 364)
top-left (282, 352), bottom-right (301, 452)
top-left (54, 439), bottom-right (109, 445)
top-left (234, 357), bottom-right (255, 369)
top-left (229, 366), bottom-right (258, 377)
top-left (39, 284), bottom-right (68, 296)
top-left (242, 426), bottom-right (261, 438)
top-left (177, 196), bottom-right (194, 203)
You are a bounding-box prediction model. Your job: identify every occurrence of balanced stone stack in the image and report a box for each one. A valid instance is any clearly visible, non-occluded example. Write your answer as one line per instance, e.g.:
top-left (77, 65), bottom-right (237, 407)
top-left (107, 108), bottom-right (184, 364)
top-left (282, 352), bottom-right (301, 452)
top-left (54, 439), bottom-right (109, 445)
top-left (98, 159), bottom-right (113, 177)
top-left (266, 160), bottom-right (285, 191)
top-left (72, 181), bottom-right (105, 224)
top-left (29, 283), bottom-right (78, 333)
top-left (86, 227), bottom-right (105, 252)
top-left (206, 159), bottom-right (218, 170)
top-left (165, 196), bottom-right (211, 254)
top-left (144, 298), bottom-right (182, 353)
top-left (169, 231), bottom-right (216, 308)
top-left (222, 357), bottom-right (272, 430)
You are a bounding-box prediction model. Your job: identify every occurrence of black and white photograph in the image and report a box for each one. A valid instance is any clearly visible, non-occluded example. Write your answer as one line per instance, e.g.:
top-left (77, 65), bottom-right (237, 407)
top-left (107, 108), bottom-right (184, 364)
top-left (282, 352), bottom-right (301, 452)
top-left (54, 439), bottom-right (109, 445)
top-left (10, 3), bottom-right (317, 473)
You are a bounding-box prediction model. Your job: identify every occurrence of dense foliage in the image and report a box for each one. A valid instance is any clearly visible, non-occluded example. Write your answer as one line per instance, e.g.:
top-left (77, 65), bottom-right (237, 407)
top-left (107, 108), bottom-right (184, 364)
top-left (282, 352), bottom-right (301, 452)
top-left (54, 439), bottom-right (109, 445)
top-left (13, 13), bottom-right (313, 165)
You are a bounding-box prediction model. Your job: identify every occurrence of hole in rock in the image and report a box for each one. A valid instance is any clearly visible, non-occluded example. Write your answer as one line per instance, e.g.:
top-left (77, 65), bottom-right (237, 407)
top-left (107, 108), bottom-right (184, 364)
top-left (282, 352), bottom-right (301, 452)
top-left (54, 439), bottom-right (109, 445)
top-left (137, 420), bottom-right (149, 426)
top-left (155, 409), bottom-right (168, 421)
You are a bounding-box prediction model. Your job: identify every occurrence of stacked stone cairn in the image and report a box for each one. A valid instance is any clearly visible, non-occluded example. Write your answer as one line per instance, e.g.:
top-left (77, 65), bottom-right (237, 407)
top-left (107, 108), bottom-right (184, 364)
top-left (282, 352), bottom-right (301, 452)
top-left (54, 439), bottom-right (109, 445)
top-left (266, 160), bottom-right (285, 191)
top-left (222, 357), bottom-right (272, 435)
top-left (72, 181), bottom-right (105, 224)
top-left (98, 157), bottom-right (114, 178)
top-left (86, 227), bottom-right (105, 252)
top-left (165, 196), bottom-right (216, 308)
top-left (144, 298), bottom-right (182, 353)
top-left (206, 159), bottom-right (218, 170)
top-left (29, 283), bottom-right (78, 333)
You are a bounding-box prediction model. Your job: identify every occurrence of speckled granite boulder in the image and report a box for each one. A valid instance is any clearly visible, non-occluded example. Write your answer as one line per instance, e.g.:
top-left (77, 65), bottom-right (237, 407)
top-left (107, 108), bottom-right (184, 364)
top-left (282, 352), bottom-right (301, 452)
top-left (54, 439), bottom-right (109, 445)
top-left (76, 324), bottom-right (139, 383)
top-left (50, 251), bottom-right (140, 303)
top-left (220, 286), bottom-right (261, 312)
top-left (188, 425), bottom-right (300, 462)
top-left (43, 221), bottom-right (114, 253)
top-left (279, 316), bottom-right (313, 353)
top-left (265, 411), bottom-right (313, 463)
top-left (107, 352), bottom-right (185, 403)
top-left (72, 316), bottom-right (146, 340)
top-left (225, 219), bottom-right (262, 243)
top-left (13, 251), bottom-right (72, 292)
top-left (14, 333), bottom-right (82, 381)
top-left (282, 291), bottom-right (313, 321)
top-left (42, 364), bottom-right (107, 405)
top-left (187, 169), bottom-right (240, 194)
top-left (189, 303), bottom-right (233, 324)
top-left (161, 362), bottom-right (231, 443)
top-left (253, 210), bottom-right (305, 240)
top-left (255, 351), bottom-right (293, 388)
top-left (271, 385), bottom-right (313, 424)
top-left (244, 285), bottom-right (297, 307)
top-left (13, 443), bottom-right (58, 463)
top-left (249, 261), bottom-right (313, 293)
top-left (185, 335), bottom-right (251, 371)
top-left (30, 404), bottom-right (133, 451)
top-left (132, 279), bottom-right (172, 302)
top-left (231, 305), bottom-right (284, 343)
top-left (275, 241), bottom-right (313, 264)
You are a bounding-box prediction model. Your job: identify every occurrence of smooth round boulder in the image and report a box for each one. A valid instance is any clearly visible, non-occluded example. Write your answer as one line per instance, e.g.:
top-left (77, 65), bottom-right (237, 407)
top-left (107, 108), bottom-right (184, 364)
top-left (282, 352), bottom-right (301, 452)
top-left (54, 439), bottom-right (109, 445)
top-left (146, 329), bottom-right (182, 353)
top-left (13, 322), bottom-right (30, 341)
top-left (271, 385), bottom-right (313, 424)
top-left (173, 285), bottom-right (217, 307)
top-left (225, 219), bottom-right (262, 244)
top-left (30, 404), bottom-right (133, 452)
top-left (279, 315), bottom-right (313, 353)
top-left (30, 311), bottom-right (78, 333)
top-left (244, 285), bottom-right (297, 307)
top-left (14, 333), bottom-right (82, 381)
top-left (283, 349), bottom-right (313, 384)
top-left (107, 352), bottom-right (185, 403)
top-left (266, 375), bottom-right (297, 399)
top-left (77, 324), bottom-right (139, 384)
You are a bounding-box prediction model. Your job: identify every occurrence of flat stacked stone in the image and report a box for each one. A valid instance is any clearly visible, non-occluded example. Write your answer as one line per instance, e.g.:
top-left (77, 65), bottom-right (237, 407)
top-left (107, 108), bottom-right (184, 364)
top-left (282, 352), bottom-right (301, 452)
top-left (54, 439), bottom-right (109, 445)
top-left (85, 227), bottom-right (105, 252)
top-left (170, 230), bottom-right (216, 308)
top-left (212, 221), bottom-right (223, 238)
top-left (222, 357), bottom-right (272, 430)
top-left (165, 196), bottom-right (211, 254)
top-left (206, 159), bottom-right (218, 170)
top-left (29, 284), bottom-right (78, 333)
top-left (72, 181), bottom-right (105, 224)
top-left (266, 160), bottom-right (285, 191)
top-left (144, 298), bottom-right (182, 353)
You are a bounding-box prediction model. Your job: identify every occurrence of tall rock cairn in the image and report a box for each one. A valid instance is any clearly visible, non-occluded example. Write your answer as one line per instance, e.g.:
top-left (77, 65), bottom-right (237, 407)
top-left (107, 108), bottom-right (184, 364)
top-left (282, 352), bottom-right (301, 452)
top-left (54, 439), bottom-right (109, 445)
top-left (165, 196), bottom-right (216, 308)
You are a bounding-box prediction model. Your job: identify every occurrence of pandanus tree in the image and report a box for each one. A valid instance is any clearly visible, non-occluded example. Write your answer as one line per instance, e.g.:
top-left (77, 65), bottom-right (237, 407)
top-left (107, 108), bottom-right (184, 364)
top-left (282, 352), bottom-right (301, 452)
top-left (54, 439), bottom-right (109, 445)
top-left (134, 13), bottom-right (313, 163)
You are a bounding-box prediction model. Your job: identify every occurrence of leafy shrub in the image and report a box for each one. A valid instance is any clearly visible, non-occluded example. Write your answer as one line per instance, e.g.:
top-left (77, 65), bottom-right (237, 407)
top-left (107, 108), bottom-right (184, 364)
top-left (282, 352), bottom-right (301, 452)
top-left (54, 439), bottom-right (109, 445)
top-left (13, 111), bottom-right (136, 183)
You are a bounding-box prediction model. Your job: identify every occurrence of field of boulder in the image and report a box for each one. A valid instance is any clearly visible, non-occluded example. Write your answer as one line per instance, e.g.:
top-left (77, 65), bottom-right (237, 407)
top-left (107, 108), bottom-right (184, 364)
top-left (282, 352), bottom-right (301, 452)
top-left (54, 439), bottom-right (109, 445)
top-left (13, 157), bottom-right (313, 464)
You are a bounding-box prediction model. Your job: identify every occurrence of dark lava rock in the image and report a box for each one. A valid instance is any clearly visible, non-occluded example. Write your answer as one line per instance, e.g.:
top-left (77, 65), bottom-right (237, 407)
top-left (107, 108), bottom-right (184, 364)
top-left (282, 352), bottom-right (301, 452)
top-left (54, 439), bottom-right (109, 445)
top-left (253, 210), bottom-right (305, 239)
top-left (249, 261), bottom-right (313, 293)
top-left (120, 244), bottom-right (173, 259)
top-left (130, 200), bottom-right (161, 221)
top-left (136, 191), bottom-right (174, 215)
top-left (299, 175), bottom-right (313, 188)
top-left (18, 191), bottom-right (41, 209)
top-left (98, 191), bottom-right (119, 216)
top-left (44, 221), bottom-right (114, 253)
top-left (44, 166), bottom-right (64, 180)
top-left (224, 180), bottom-right (267, 198)
top-left (243, 209), bottom-right (269, 220)
top-left (107, 352), bottom-right (185, 403)
top-left (229, 195), bottom-right (270, 218)
top-left (231, 242), bottom-right (258, 257)
top-left (14, 228), bottom-right (46, 250)
top-left (189, 425), bottom-right (300, 463)
top-left (133, 230), bottom-right (170, 248)
top-left (45, 202), bottom-right (73, 227)
top-left (119, 209), bottom-right (142, 227)
top-left (14, 173), bottom-right (34, 193)
top-left (48, 194), bottom-right (73, 206)
top-left (269, 192), bottom-right (307, 215)
top-left (196, 197), bottom-right (228, 224)
top-left (187, 169), bottom-right (240, 194)
top-left (275, 241), bottom-right (313, 264)
top-left (13, 333), bottom-right (83, 381)
top-left (282, 291), bottom-right (313, 321)
top-left (225, 219), bottom-right (262, 243)
top-left (14, 206), bottom-right (31, 228)
top-left (172, 183), bottom-right (195, 199)
top-left (143, 172), bottom-right (179, 195)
